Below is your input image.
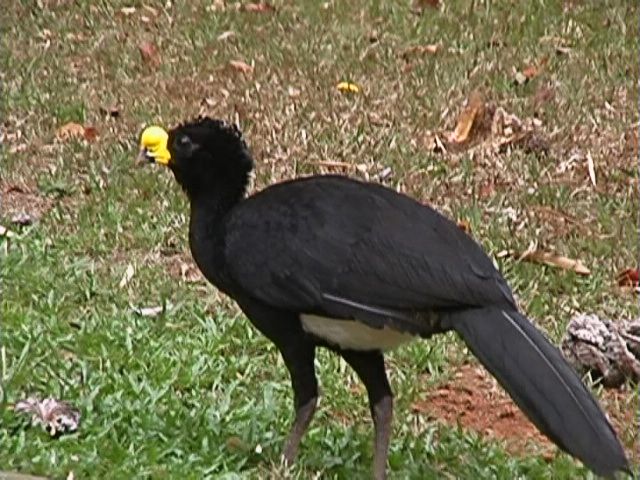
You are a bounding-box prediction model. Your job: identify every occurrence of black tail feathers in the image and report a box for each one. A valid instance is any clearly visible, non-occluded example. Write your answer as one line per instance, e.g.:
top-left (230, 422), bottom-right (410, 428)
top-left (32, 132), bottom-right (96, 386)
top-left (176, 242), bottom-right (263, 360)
top-left (447, 307), bottom-right (629, 478)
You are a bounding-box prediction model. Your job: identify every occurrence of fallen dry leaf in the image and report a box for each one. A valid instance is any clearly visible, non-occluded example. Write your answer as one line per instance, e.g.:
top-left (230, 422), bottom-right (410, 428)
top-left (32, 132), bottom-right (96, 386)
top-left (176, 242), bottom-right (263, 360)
top-left (82, 126), bottom-right (99, 142)
top-left (240, 2), bottom-right (275, 12)
top-left (131, 304), bottom-right (173, 317)
top-left (450, 91), bottom-right (484, 144)
top-left (139, 40), bottom-right (161, 67)
top-left (55, 122), bottom-right (99, 143)
top-left (0, 225), bottom-right (16, 238)
top-left (456, 220), bottom-right (471, 234)
top-left (496, 249), bottom-right (591, 275)
top-left (514, 71), bottom-right (528, 86)
top-left (56, 122), bottom-right (85, 140)
top-left (229, 60), bottom-right (253, 75)
top-left (401, 44), bottom-right (439, 59)
top-left (217, 30), bottom-right (235, 41)
top-left (117, 6), bottom-right (137, 16)
top-left (617, 269), bottom-right (639, 288)
top-left (422, 44), bottom-right (439, 54)
top-left (180, 262), bottom-right (201, 282)
top-left (523, 66), bottom-right (538, 79)
top-left (13, 397), bottom-right (81, 436)
top-left (586, 151), bottom-right (596, 187)
top-left (119, 264), bottom-right (135, 288)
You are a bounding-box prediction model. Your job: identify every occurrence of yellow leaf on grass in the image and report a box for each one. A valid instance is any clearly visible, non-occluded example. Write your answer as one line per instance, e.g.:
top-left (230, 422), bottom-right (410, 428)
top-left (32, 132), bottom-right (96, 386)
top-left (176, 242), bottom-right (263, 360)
top-left (336, 82), bottom-right (361, 93)
top-left (450, 91), bottom-right (484, 144)
top-left (496, 249), bottom-right (591, 275)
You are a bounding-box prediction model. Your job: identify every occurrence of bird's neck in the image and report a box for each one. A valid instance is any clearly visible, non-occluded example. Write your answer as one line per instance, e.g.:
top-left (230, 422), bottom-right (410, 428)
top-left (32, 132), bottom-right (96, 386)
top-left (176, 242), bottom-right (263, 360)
top-left (186, 176), bottom-right (248, 287)
top-left (188, 174), bottom-right (248, 229)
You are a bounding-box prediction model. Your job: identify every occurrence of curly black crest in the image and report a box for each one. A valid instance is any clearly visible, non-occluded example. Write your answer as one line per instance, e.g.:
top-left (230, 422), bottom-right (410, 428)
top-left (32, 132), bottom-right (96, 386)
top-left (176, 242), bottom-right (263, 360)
top-left (175, 116), bottom-right (249, 151)
top-left (167, 116), bottom-right (254, 199)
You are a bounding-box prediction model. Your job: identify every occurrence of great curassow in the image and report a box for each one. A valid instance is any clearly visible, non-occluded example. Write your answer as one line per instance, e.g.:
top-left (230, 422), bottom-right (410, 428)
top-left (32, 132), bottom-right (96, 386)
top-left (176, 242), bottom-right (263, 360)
top-left (138, 118), bottom-right (629, 479)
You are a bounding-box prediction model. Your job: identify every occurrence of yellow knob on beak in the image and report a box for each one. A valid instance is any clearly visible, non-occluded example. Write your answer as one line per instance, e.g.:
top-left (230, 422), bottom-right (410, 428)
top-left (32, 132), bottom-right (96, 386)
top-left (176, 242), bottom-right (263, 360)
top-left (139, 126), bottom-right (171, 165)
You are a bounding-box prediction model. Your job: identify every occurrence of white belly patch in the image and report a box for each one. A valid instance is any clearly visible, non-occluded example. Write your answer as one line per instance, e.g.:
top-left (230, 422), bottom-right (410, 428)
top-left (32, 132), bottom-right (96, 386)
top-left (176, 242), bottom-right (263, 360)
top-left (300, 314), bottom-right (415, 351)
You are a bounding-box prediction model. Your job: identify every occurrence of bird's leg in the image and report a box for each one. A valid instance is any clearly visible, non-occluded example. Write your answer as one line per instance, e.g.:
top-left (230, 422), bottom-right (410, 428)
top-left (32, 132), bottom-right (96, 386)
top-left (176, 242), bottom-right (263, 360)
top-left (371, 394), bottom-right (393, 480)
top-left (238, 301), bottom-right (319, 465)
top-left (340, 350), bottom-right (393, 480)
top-left (278, 339), bottom-right (318, 464)
top-left (282, 395), bottom-right (317, 462)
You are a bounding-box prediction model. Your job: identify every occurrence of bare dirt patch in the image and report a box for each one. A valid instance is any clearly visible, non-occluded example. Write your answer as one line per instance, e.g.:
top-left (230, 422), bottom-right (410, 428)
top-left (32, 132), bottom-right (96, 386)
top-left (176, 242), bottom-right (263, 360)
top-left (415, 364), bottom-right (554, 457)
top-left (415, 363), bottom-right (637, 462)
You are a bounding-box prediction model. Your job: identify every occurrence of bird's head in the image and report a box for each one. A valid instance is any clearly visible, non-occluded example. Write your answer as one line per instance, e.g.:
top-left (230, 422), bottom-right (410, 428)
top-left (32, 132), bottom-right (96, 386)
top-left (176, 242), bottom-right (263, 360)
top-left (139, 117), bottom-right (254, 198)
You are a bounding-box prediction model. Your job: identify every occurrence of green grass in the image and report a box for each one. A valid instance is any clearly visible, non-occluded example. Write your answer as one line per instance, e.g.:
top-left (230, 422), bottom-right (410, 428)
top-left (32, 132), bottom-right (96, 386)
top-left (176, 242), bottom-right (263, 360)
top-left (1, 0), bottom-right (637, 478)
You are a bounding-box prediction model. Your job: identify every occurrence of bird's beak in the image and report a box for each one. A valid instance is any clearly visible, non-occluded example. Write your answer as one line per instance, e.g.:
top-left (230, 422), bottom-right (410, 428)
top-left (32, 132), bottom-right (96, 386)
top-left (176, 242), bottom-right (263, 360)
top-left (137, 148), bottom-right (154, 166)
top-left (138, 126), bottom-right (171, 166)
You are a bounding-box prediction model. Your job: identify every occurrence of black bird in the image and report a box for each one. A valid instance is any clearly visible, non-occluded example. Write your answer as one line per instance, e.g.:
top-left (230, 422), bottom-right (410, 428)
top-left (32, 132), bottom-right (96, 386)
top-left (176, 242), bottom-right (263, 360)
top-left (138, 118), bottom-right (629, 479)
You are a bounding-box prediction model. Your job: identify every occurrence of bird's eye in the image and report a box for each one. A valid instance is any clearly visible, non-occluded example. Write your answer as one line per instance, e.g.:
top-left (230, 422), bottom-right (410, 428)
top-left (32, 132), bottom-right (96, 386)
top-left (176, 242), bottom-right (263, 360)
top-left (173, 134), bottom-right (200, 158)
top-left (177, 135), bottom-right (192, 148)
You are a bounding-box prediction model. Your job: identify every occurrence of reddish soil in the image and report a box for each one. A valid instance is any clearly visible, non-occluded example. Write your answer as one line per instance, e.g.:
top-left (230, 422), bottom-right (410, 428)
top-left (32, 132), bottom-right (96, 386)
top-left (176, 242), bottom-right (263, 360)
top-left (413, 363), bottom-right (638, 463)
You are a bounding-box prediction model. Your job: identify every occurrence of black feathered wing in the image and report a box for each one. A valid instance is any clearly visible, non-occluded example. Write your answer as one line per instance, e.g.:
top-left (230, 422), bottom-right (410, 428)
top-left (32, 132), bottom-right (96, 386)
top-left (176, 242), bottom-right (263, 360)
top-left (221, 176), bottom-right (629, 475)
top-left (223, 176), bottom-right (515, 332)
